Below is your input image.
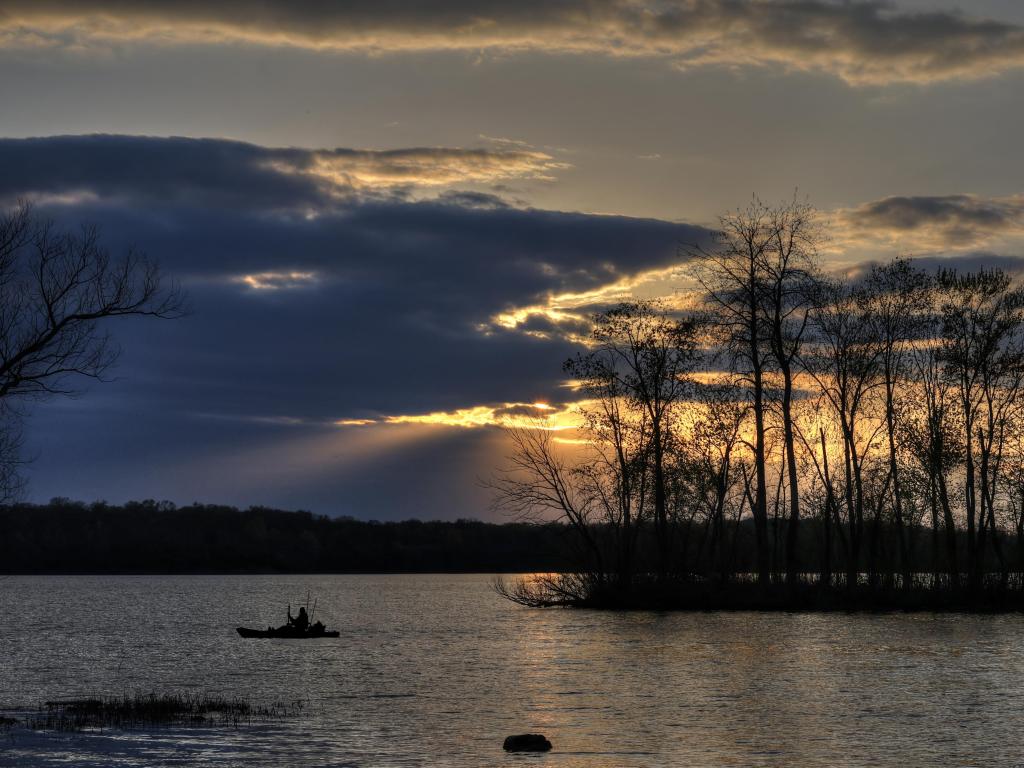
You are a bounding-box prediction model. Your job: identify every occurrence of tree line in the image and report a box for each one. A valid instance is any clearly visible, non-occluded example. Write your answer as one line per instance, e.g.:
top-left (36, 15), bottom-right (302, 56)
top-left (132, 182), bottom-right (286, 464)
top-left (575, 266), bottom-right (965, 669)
top-left (492, 198), bottom-right (1024, 608)
top-left (0, 499), bottom-right (573, 573)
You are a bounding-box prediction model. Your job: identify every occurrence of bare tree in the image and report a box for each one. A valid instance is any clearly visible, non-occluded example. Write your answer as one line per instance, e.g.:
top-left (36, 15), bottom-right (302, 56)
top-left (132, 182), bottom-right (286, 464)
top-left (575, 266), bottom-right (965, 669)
top-left (1005, 425), bottom-right (1024, 574)
top-left (760, 200), bottom-right (821, 585)
top-left (565, 301), bottom-right (701, 581)
top-left (0, 407), bottom-right (26, 504)
top-left (688, 200), bottom-right (776, 584)
top-left (0, 202), bottom-right (186, 496)
top-left (858, 259), bottom-right (932, 588)
top-left (804, 279), bottom-right (886, 588)
top-left (903, 339), bottom-right (964, 587)
top-left (937, 269), bottom-right (1024, 585)
top-left (689, 196), bottom-right (821, 584)
top-left (689, 381), bottom-right (748, 582)
top-left (0, 203), bottom-right (185, 398)
top-left (488, 421), bottom-right (625, 605)
top-left (488, 425), bottom-right (603, 570)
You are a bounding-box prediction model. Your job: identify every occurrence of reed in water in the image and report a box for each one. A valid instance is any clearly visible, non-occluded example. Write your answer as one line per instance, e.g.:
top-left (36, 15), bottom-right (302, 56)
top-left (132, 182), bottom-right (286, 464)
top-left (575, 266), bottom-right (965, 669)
top-left (26, 693), bottom-right (303, 731)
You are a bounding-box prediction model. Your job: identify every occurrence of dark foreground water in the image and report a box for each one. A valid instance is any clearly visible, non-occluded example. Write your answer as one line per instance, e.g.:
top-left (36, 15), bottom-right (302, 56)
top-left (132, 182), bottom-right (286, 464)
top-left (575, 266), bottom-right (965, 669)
top-left (1, 574), bottom-right (1023, 767)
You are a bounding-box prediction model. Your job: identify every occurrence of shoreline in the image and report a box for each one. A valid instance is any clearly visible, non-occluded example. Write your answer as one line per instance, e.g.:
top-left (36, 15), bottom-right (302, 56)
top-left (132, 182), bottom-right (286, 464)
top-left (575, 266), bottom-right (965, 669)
top-left (499, 577), bottom-right (1024, 613)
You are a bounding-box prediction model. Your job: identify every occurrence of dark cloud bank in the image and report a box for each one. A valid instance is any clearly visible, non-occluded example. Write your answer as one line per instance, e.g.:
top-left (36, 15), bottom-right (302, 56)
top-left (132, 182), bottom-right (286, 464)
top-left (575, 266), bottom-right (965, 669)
top-left (9, 135), bottom-right (1023, 518)
top-left (3, 134), bottom-right (704, 518)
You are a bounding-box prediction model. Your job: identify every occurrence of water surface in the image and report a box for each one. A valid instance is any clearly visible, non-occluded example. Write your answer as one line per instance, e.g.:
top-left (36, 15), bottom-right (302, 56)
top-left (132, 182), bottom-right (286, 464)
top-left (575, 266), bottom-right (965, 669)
top-left (1, 574), bottom-right (1022, 767)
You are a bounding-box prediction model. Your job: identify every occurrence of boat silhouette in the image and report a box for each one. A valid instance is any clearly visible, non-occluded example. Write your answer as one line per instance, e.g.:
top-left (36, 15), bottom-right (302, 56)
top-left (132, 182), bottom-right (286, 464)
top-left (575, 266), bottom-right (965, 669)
top-left (236, 624), bottom-right (339, 639)
top-left (238, 598), bottom-right (338, 638)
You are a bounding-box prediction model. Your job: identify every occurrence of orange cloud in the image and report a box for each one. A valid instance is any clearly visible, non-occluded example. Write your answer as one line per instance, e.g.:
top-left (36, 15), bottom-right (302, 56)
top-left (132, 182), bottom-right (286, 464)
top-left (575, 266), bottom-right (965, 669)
top-left (232, 271), bottom-right (319, 291)
top-left (334, 401), bottom-right (587, 431)
top-left (282, 148), bottom-right (568, 192)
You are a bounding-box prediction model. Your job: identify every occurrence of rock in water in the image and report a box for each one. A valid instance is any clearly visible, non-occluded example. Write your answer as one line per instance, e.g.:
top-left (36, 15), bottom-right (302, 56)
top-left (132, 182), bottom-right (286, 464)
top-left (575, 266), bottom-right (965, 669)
top-left (503, 734), bottom-right (552, 752)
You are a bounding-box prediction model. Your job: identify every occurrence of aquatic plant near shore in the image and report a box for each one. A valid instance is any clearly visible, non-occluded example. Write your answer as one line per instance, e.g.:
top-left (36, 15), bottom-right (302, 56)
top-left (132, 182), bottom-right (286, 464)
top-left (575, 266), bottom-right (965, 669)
top-left (26, 693), bottom-right (304, 732)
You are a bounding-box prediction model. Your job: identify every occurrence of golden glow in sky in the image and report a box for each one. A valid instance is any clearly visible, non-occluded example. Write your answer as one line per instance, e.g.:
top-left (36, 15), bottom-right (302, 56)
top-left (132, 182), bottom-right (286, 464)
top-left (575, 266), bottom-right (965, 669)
top-left (334, 402), bottom-right (586, 431)
top-left (6, 0), bottom-right (1024, 516)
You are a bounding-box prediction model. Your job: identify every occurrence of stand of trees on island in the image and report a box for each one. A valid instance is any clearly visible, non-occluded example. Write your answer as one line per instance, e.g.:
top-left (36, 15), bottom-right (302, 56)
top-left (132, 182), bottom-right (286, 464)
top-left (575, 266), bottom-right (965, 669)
top-left (492, 198), bottom-right (1024, 611)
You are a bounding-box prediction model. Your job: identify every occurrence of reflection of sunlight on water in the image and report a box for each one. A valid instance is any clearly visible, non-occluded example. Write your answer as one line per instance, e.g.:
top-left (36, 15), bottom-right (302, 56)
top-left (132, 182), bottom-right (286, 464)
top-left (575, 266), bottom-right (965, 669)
top-left (2, 575), bottom-right (1024, 767)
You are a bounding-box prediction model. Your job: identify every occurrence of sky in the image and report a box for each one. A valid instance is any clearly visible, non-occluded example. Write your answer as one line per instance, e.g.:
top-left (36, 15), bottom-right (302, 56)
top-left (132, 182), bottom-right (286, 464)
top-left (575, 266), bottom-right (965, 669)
top-left (3, 0), bottom-right (1024, 519)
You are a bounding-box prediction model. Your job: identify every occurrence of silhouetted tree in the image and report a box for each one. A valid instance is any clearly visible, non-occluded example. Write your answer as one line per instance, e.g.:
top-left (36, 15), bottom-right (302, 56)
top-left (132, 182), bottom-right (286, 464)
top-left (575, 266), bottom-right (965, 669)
top-left (858, 259), bottom-right (931, 588)
top-left (688, 381), bottom-right (748, 582)
top-left (488, 425), bottom-right (606, 579)
top-left (688, 200), bottom-right (776, 584)
top-left (937, 269), bottom-right (1024, 586)
top-left (0, 202), bottom-right (186, 496)
top-left (805, 279), bottom-right (886, 588)
top-left (903, 335), bottom-right (964, 587)
top-left (565, 301), bottom-right (701, 580)
top-left (758, 200), bottom-right (821, 585)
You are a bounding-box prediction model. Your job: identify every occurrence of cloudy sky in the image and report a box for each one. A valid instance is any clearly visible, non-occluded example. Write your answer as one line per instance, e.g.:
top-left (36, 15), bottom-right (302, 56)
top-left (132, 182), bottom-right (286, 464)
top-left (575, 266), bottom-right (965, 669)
top-left (3, 0), bottom-right (1024, 518)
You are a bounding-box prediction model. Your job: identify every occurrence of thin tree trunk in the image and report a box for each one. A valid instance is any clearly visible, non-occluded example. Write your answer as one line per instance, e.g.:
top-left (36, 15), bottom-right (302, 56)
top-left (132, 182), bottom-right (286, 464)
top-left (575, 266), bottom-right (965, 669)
top-left (751, 343), bottom-right (770, 584)
top-left (820, 429), bottom-right (834, 588)
top-left (781, 359), bottom-right (801, 586)
top-left (937, 468), bottom-right (959, 588)
top-left (884, 375), bottom-right (912, 589)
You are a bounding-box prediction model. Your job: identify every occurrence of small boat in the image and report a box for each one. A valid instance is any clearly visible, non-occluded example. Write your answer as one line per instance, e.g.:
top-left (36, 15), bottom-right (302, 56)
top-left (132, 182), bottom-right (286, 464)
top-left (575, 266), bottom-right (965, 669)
top-left (237, 625), bottom-right (340, 639)
top-left (240, 599), bottom-right (337, 638)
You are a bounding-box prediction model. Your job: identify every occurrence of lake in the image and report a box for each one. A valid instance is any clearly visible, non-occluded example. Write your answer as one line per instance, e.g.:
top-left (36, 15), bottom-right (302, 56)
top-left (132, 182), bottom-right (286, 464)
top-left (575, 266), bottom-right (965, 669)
top-left (1, 574), bottom-right (1023, 767)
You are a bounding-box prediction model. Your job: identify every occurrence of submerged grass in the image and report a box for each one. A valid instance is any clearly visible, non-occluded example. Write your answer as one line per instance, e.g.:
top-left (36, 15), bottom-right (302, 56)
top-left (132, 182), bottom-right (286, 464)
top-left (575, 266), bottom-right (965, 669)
top-left (26, 692), bottom-right (304, 732)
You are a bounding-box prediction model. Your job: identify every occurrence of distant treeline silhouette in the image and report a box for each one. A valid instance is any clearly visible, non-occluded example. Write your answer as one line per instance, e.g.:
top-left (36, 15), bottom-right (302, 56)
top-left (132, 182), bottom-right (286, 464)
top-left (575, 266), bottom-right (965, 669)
top-left (492, 198), bottom-right (1024, 610)
top-left (0, 499), bottom-right (576, 573)
top-left (0, 498), bottom-right (1006, 578)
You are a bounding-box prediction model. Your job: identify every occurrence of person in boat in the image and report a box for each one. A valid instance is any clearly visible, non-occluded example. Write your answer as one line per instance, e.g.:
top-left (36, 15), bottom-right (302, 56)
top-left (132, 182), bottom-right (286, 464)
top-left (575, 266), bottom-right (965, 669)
top-left (287, 605), bottom-right (310, 633)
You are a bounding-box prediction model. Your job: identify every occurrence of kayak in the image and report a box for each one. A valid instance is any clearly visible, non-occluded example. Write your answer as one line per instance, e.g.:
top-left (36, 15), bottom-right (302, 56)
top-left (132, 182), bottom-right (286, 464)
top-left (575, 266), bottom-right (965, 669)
top-left (236, 626), bottom-right (340, 639)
